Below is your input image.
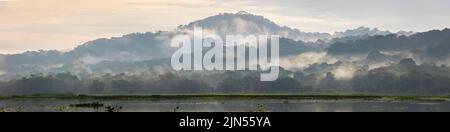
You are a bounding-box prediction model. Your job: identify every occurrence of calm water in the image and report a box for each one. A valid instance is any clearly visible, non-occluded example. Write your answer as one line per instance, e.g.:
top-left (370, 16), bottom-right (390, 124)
top-left (1, 99), bottom-right (450, 112)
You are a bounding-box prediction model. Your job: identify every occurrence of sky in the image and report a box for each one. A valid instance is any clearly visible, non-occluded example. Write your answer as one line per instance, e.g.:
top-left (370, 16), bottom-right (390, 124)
top-left (1, 0), bottom-right (450, 54)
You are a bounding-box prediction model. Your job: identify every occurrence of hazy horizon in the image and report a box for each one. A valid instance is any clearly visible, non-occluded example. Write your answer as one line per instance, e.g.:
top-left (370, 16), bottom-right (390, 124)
top-left (1, 0), bottom-right (450, 54)
top-left (3, 0), bottom-right (450, 113)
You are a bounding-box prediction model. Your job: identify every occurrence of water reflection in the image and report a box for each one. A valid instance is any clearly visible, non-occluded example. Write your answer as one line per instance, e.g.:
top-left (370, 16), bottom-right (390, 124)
top-left (1, 99), bottom-right (449, 112)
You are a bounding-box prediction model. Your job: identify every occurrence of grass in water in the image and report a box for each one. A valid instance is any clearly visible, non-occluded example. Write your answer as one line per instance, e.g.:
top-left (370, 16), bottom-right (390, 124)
top-left (0, 93), bottom-right (449, 102)
top-left (69, 102), bottom-right (104, 108)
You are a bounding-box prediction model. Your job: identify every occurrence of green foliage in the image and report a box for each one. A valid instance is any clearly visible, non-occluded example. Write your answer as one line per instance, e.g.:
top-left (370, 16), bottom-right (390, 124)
top-left (327, 29), bottom-right (450, 59)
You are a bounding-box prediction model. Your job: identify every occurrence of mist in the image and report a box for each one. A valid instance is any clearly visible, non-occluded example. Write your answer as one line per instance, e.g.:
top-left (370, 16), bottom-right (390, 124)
top-left (1, 12), bottom-right (450, 95)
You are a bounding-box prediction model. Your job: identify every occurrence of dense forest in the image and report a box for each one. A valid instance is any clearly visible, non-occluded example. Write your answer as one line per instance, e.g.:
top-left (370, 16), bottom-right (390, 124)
top-left (2, 58), bottom-right (450, 95)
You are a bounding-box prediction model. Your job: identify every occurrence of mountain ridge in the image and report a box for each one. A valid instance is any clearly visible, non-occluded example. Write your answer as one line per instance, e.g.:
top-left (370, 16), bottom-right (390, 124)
top-left (0, 11), bottom-right (440, 78)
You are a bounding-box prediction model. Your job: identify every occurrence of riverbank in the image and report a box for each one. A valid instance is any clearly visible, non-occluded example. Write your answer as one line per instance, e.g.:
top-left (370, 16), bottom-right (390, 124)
top-left (1, 93), bottom-right (449, 102)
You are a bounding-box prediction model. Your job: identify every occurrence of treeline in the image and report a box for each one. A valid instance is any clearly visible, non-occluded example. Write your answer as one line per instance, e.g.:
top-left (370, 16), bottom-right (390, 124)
top-left (350, 59), bottom-right (450, 94)
top-left (327, 29), bottom-right (450, 60)
top-left (0, 73), bottom-right (212, 95)
top-left (2, 59), bottom-right (450, 95)
top-left (294, 59), bottom-right (450, 94)
top-left (0, 72), bottom-right (307, 95)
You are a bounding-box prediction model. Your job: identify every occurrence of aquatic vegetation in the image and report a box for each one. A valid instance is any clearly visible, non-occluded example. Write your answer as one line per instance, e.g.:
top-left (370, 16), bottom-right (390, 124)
top-left (174, 106), bottom-right (180, 112)
top-left (2, 93), bottom-right (450, 102)
top-left (69, 102), bottom-right (104, 109)
top-left (0, 107), bottom-right (22, 112)
top-left (69, 102), bottom-right (123, 112)
top-left (105, 105), bottom-right (122, 112)
top-left (255, 104), bottom-right (269, 112)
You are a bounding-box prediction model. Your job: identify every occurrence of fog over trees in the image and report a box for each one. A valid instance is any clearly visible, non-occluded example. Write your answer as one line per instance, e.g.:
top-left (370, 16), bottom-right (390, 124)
top-left (2, 58), bottom-right (450, 95)
top-left (1, 12), bottom-right (450, 95)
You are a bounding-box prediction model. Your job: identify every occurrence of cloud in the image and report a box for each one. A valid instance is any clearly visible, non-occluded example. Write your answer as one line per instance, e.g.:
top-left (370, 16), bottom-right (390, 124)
top-left (280, 52), bottom-right (338, 70)
top-left (1, 0), bottom-right (450, 54)
top-left (331, 65), bottom-right (357, 80)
